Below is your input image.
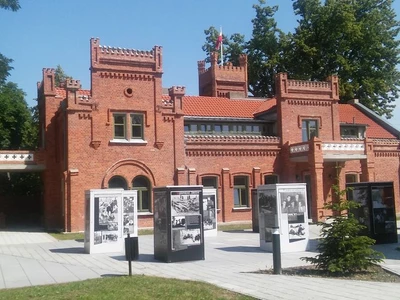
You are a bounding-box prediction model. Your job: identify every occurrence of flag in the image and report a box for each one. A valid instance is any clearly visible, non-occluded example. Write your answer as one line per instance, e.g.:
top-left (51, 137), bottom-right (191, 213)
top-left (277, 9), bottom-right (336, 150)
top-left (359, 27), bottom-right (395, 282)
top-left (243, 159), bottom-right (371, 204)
top-left (215, 30), bottom-right (223, 50)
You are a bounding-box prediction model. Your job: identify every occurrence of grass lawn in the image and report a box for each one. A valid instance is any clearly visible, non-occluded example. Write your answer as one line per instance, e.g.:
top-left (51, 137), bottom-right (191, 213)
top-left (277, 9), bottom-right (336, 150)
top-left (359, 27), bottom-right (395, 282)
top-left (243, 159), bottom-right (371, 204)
top-left (0, 275), bottom-right (254, 300)
top-left (50, 223), bottom-right (252, 241)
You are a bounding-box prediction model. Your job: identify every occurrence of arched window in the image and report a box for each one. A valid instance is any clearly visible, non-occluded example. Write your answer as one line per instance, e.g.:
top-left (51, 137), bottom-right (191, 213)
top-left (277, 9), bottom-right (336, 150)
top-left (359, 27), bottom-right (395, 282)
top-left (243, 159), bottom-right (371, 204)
top-left (108, 176), bottom-right (128, 190)
top-left (132, 176), bottom-right (151, 212)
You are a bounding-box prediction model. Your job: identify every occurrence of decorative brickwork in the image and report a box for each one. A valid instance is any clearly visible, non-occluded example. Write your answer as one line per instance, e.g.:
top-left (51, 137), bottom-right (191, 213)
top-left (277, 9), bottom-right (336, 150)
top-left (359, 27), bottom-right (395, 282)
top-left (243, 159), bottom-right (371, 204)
top-left (25, 38), bottom-right (400, 231)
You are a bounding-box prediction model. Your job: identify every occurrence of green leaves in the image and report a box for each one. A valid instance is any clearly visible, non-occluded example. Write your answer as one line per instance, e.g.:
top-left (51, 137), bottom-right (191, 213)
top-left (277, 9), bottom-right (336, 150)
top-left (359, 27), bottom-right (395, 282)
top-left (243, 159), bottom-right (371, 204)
top-left (202, 0), bottom-right (400, 117)
top-left (301, 182), bottom-right (384, 274)
top-left (0, 82), bottom-right (37, 150)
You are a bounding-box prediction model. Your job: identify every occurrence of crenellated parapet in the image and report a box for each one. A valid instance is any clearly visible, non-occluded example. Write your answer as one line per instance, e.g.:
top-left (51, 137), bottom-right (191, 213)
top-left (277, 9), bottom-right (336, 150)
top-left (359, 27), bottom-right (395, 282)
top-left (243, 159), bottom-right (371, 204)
top-left (168, 86), bottom-right (186, 114)
top-left (275, 73), bottom-right (339, 101)
top-left (42, 68), bottom-right (56, 96)
top-left (198, 52), bottom-right (248, 97)
top-left (90, 38), bottom-right (163, 76)
top-left (66, 79), bottom-right (81, 91)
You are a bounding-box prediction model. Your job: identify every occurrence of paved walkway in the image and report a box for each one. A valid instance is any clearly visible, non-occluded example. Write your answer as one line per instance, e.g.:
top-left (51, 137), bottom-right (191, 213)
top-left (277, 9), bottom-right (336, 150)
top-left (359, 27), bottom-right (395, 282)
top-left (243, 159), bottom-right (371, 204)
top-left (0, 227), bottom-right (399, 299)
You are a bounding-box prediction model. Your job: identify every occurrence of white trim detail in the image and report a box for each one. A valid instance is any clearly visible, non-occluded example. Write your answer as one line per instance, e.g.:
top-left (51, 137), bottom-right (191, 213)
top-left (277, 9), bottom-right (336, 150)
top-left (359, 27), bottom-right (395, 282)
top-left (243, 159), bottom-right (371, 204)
top-left (322, 143), bottom-right (364, 151)
top-left (290, 144), bottom-right (309, 153)
top-left (0, 153), bottom-right (34, 161)
top-left (109, 139), bottom-right (148, 145)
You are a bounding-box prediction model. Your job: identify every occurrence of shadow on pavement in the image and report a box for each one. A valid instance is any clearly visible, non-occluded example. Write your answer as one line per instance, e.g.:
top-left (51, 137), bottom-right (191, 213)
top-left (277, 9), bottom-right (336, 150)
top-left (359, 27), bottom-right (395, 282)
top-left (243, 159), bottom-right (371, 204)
top-left (50, 247), bottom-right (85, 254)
top-left (110, 253), bottom-right (161, 263)
top-left (216, 246), bottom-right (265, 253)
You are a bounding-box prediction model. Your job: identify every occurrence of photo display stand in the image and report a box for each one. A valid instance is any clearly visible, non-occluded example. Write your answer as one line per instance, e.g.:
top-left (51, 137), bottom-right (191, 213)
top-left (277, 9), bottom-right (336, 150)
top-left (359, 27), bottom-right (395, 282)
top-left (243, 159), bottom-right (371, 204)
top-left (153, 186), bottom-right (204, 263)
top-left (203, 188), bottom-right (218, 237)
top-left (84, 189), bottom-right (138, 254)
top-left (257, 183), bottom-right (309, 253)
top-left (347, 181), bottom-right (397, 244)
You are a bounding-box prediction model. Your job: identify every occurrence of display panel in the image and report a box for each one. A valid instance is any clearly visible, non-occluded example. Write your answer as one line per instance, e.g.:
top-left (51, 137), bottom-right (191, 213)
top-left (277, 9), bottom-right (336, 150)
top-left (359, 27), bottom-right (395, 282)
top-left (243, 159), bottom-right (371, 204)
top-left (258, 183), bottom-right (309, 253)
top-left (84, 189), bottom-right (137, 254)
top-left (202, 188), bottom-right (218, 236)
top-left (347, 182), bottom-right (397, 244)
top-left (153, 186), bottom-right (205, 263)
top-left (171, 190), bottom-right (202, 251)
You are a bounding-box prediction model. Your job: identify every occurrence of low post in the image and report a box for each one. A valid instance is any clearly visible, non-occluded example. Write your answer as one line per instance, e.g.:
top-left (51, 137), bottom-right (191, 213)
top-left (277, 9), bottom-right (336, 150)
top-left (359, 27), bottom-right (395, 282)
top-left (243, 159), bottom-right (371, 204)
top-left (272, 227), bottom-right (281, 275)
top-left (127, 233), bottom-right (132, 276)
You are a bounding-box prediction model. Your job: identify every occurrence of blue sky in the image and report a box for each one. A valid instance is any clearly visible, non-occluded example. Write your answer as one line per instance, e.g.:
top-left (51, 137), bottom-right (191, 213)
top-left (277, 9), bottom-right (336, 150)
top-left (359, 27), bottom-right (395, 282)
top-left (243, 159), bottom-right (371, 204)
top-left (1, 0), bottom-right (400, 127)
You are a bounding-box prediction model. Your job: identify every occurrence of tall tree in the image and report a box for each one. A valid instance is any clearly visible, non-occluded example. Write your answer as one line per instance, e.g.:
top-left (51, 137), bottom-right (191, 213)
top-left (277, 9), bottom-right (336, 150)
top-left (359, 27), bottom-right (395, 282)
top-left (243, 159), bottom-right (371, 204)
top-left (287, 0), bottom-right (400, 117)
top-left (247, 0), bottom-right (289, 97)
top-left (202, 0), bottom-right (400, 117)
top-left (0, 82), bottom-right (37, 149)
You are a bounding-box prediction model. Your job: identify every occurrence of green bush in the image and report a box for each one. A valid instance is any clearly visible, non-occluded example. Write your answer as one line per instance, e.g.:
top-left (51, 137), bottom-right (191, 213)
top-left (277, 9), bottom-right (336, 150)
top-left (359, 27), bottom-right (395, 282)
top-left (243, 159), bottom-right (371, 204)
top-left (301, 184), bottom-right (384, 274)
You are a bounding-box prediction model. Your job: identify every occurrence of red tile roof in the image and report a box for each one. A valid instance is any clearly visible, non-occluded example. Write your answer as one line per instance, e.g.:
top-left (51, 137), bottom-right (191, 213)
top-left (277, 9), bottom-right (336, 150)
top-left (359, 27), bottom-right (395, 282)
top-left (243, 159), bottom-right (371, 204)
top-left (55, 87), bottom-right (91, 98)
top-left (338, 104), bottom-right (397, 139)
top-left (182, 96), bottom-right (275, 118)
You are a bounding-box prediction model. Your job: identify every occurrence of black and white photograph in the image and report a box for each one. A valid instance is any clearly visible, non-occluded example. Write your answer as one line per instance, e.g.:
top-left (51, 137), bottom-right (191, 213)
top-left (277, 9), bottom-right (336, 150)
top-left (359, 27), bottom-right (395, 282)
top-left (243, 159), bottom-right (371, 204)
top-left (180, 229), bottom-right (201, 246)
top-left (107, 222), bottom-right (118, 231)
top-left (171, 191), bottom-right (200, 216)
top-left (98, 196), bottom-right (119, 225)
top-left (172, 215), bottom-right (186, 229)
top-left (288, 223), bottom-right (306, 241)
top-left (123, 196), bottom-right (135, 214)
top-left (123, 213), bottom-right (135, 235)
top-left (258, 190), bottom-right (277, 214)
top-left (280, 191), bottom-right (306, 214)
top-left (94, 231), bottom-right (102, 245)
top-left (203, 195), bottom-right (216, 230)
top-left (101, 231), bottom-right (118, 243)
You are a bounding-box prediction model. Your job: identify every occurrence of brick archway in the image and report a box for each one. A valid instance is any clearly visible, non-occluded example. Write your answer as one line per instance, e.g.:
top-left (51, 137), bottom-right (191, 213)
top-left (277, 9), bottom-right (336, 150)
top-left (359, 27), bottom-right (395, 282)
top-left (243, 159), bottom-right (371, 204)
top-left (101, 159), bottom-right (156, 189)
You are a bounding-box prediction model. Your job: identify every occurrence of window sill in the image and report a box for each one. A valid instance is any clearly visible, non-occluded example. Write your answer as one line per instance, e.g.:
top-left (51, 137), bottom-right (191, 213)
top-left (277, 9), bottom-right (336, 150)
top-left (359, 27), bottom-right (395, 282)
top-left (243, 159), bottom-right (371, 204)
top-left (232, 207), bottom-right (251, 212)
top-left (138, 212), bottom-right (153, 216)
top-left (110, 139), bottom-right (148, 145)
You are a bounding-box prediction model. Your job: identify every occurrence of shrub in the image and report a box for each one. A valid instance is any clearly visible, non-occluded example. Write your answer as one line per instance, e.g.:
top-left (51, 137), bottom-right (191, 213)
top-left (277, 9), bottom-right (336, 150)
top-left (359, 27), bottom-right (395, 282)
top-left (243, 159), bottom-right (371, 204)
top-left (301, 184), bottom-right (384, 274)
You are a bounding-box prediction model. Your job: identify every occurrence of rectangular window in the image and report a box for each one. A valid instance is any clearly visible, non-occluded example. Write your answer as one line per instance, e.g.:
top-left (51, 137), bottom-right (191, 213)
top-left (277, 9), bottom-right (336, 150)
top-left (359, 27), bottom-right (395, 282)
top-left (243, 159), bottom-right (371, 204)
top-left (189, 124), bottom-right (198, 132)
top-left (114, 114), bottom-right (126, 139)
top-left (264, 175), bottom-right (278, 184)
top-left (222, 124), bottom-right (230, 133)
top-left (345, 174), bottom-right (358, 183)
top-left (233, 176), bottom-right (249, 207)
top-left (131, 114), bottom-right (144, 139)
top-left (200, 124), bottom-right (206, 132)
top-left (214, 125), bottom-right (222, 133)
top-left (341, 126), bottom-right (365, 138)
top-left (302, 119), bottom-right (318, 142)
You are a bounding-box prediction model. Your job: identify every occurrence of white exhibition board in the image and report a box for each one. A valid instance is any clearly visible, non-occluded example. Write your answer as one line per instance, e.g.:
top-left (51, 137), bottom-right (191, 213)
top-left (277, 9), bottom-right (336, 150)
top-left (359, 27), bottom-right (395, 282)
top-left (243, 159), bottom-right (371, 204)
top-left (258, 183), bottom-right (309, 253)
top-left (84, 189), bottom-right (138, 254)
top-left (203, 188), bottom-right (218, 237)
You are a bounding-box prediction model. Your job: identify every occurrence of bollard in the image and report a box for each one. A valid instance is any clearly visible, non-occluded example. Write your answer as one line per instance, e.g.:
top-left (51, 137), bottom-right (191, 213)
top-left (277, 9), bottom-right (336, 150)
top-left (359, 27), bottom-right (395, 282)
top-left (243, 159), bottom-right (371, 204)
top-left (126, 233), bottom-right (132, 276)
top-left (272, 227), bottom-right (282, 275)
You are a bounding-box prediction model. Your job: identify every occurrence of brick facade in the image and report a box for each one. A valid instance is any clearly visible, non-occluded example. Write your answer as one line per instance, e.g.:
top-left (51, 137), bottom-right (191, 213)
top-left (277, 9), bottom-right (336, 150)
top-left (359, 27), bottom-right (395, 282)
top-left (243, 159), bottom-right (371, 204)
top-left (34, 38), bottom-right (400, 232)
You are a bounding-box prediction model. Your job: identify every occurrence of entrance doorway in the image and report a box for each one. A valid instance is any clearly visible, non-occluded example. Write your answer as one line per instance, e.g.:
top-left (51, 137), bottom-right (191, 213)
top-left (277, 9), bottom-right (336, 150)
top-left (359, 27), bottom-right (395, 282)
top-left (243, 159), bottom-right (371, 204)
top-left (0, 172), bottom-right (43, 230)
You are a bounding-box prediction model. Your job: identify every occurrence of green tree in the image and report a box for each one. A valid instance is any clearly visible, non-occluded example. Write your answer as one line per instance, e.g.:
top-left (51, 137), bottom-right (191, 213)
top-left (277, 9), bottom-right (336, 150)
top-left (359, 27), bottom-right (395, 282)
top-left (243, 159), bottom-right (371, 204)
top-left (0, 0), bottom-right (20, 11)
top-left (202, 26), bottom-right (246, 65)
top-left (54, 64), bottom-right (71, 87)
top-left (0, 82), bottom-right (37, 149)
top-left (247, 0), bottom-right (289, 97)
top-left (301, 183), bottom-right (384, 274)
top-left (202, 0), bottom-right (400, 117)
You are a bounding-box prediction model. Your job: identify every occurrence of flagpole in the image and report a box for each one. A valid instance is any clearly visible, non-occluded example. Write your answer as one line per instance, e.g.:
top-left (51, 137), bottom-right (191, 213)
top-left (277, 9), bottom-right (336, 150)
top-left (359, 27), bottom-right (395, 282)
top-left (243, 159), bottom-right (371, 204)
top-left (220, 27), bottom-right (223, 66)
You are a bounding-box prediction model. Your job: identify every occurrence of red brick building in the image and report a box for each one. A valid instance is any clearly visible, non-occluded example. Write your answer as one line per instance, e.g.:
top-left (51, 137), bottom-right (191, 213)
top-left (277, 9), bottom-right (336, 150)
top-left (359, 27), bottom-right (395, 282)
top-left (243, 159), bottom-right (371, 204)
top-left (36, 38), bottom-right (400, 232)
